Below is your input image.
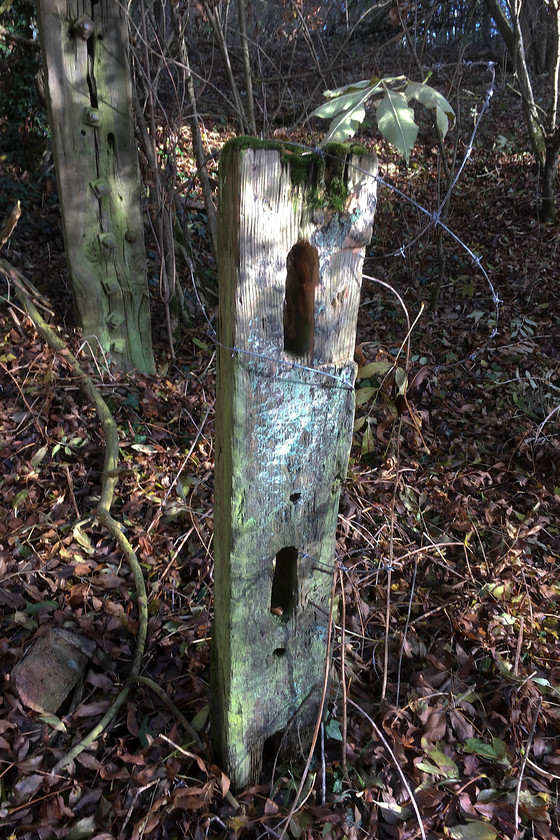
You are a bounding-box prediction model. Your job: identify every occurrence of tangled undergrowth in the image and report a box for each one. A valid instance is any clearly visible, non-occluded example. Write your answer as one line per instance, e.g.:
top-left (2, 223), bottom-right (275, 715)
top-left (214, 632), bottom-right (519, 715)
top-left (1, 70), bottom-right (560, 840)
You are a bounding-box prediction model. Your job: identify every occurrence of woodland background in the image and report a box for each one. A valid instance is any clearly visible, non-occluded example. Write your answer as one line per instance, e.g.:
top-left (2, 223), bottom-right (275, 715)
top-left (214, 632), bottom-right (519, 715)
top-left (1, 0), bottom-right (560, 838)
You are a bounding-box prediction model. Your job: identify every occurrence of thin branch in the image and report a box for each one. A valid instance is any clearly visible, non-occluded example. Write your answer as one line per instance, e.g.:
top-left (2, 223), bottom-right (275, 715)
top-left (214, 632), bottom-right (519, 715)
top-left (338, 566), bottom-right (348, 777)
top-left (347, 697), bottom-right (427, 840)
top-left (514, 697), bottom-right (542, 835)
top-left (12, 276), bottom-right (148, 776)
top-left (158, 732), bottom-right (241, 811)
top-left (549, 8), bottom-right (560, 134)
top-left (0, 201), bottom-right (21, 250)
top-left (382, 416), bottom-right (403, 702)
top-left (236, 0), bottom-right (256, 135)
top-left (277, 569), bottom-right (338, 840)
top-left (0, 24), bottom-right (40, 49)
top-left (199, 0), bottom-right (247, 133)
top-left (396, 556), bottom-right (418, 705)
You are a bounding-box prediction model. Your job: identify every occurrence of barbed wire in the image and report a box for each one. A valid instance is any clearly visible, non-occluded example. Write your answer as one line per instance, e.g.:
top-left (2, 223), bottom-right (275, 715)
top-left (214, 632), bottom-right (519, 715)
top-left (189, 60), bottom-right (498, 385)
top-left (187, 259), bottom-right (355, 390)
top-left (376, 61), bottom-right (500, 331)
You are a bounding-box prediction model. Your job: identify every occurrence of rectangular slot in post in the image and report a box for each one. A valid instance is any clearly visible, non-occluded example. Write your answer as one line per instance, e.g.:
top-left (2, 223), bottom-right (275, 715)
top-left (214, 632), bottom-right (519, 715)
top-left (271, 546), bottom-right (298, 618)
top-left (283, 241), bottom-right (319, 357)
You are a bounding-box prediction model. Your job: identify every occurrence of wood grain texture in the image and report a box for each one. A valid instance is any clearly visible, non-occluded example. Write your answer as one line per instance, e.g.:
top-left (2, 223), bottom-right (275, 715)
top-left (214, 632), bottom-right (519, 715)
top-left (212, 140), bottom-right (377, 789)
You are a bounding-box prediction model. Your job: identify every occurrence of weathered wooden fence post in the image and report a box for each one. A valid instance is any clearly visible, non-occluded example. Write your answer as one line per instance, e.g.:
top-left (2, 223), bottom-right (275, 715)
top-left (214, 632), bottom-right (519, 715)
top-left (212, 139), bottom-right (377, 789)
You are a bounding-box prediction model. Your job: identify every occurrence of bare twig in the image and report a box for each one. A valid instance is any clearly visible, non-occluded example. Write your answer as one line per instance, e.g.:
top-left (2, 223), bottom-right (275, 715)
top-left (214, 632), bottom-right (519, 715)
top-left (396, 556), bottom-right (419, 705)
top-left (158, 733), bottom-right (241, 811)
top-left (338, 566), bottom-right (348, 777)
top-left (513, 617), bottom-right (524, 676)
top-left (65, 466), bottom-right (80, 520)
top-left (0, 201), bottom-right (21, 250)
top-left (514, 697), bottom-right (542, 836)
top-left (362, 274), bottom-right (412, 366)
top-left (13, 285), bottom-right (148, 776)
top-left (147, 406), bottom-right (211, 536)
top-left (347, 697), bottom-right (427, 840)
top-left (0, 257), bottom-right (55, 316)
top-left (135, 674), bottom-right (203, 748)
top-left (237, 0), bottom-right (256, 135)
top-left (382, 416), bottom-right (403, 702)
top-left (277, 569), bottom-right (337, 840)
top-left (526, 756), bottom-right (560, 781)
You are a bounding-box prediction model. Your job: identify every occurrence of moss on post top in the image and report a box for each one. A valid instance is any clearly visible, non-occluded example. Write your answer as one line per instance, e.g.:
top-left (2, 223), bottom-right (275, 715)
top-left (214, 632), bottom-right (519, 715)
top-left (220, 136), bottom-right (369, 213)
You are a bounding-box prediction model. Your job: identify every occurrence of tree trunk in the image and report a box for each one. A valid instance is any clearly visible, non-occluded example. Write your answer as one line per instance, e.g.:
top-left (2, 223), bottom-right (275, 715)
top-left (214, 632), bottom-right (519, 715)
top-left (36, 0), bottom-right (155, 374)
top-left (486, 0), bottom-right (559, 220)
top-left (541, 147), bottom-right (559, 223)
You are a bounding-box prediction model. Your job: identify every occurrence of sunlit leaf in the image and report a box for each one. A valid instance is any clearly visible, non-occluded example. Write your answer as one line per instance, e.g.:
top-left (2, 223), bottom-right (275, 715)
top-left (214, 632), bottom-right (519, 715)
top-left (355, 386), bottom-right (375, 406)
top-left (311, 87), bottom-right (373, 120)
top-left (446, 821), bottom-right (498, 839)
top-left (312, 73), bottom-right (451, 156)
top-left (73, 521), bottom-right (95, 554)
top-left (374, 800), bottom-right (413, 819)
top-left (40, 714), bottom-right (66, 732)
top-left (321, 78), bottom-right (374, 98)
top-left (321, 75), bottom-right (404, 98)
top-left (405, 80), bottom-right (456, 136)
top-left (361, 419), bottom-right (376, 454)
top-left (376, 90), bottom-right (418, 161)
top-left (463, 738), bottom-right (501, 759)
top-left (417, 759), bottom-right (444, 775)
top-left (357, 361), bottom-right (394, 379)
top-left (30, 444), bottom-right (49, 468)
top-left (427, 747), bottom-right (459, 778)
top-left (132, 443), bottom-right (159, 453)
top-left (319, 96), bottom-right (370, 145)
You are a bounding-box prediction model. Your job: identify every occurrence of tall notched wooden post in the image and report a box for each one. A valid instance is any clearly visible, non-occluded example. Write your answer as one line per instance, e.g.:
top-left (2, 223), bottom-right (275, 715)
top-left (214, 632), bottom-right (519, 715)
top-left (212, 138), bottom-right (377, 789)
top-left (36, 0), bottom-right (155, 374)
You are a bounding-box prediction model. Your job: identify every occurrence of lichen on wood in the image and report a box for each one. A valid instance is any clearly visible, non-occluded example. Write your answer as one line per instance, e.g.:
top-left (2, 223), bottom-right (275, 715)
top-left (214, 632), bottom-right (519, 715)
top-left (212, 138), bottom-right (377, 789)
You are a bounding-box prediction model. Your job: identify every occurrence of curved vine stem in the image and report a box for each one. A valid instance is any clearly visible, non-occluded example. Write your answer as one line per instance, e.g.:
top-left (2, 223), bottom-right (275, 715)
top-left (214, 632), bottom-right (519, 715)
top-left (11, 276), bottom-right (148, 774)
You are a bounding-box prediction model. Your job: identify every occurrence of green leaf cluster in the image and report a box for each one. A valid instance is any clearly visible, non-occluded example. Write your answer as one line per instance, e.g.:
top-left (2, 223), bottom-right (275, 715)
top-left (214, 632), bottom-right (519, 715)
top-left (310, 75), bottom-right (455, 161)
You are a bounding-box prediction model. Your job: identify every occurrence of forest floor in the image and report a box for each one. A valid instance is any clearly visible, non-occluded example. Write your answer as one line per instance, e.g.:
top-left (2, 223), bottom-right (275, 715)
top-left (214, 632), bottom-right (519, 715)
top-left (1, 59), bottom-right (560, 840)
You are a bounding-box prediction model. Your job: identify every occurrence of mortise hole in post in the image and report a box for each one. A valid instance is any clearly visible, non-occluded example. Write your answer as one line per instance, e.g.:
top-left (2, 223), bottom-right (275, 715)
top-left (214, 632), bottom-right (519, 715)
top-left (289, 492), bottom-right (301, 504)
top-left (271, 546), bottom-right (298, 617)
top-left (283, 241), bottom-right (319, 357)
top-left (262, 730), bottom-right (284, 774)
